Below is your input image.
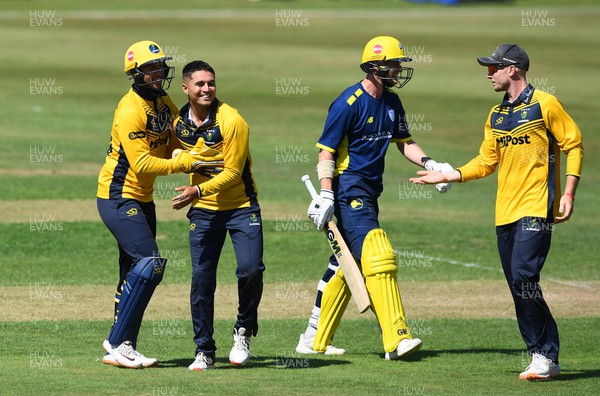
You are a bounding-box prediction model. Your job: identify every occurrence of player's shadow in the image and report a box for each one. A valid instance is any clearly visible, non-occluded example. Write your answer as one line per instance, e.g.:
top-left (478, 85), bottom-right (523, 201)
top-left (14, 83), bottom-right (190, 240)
top-left (159, 355), bottom-right (350, 370)
top-left (378, 347), bottom-right (523, 362)
top-left (526, 369), bottom-right (600, 381)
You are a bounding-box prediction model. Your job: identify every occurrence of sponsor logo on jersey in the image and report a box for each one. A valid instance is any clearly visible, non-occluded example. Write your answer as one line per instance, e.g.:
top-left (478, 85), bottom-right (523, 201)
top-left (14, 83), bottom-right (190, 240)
top-left (518, 109), bottom-right (530, 123)
top-left (523, 218), bottom-right (540, 231)
top-left (189, 223), bottom-right (196, 231)
top-left (350, 199), bottom-right (363, 210)
top-left (249, 213), bottom-right (261, 226)
top-left (128, 131), bottom-right (146, 140)
top-left (149, 136), bottom-right (169, 150)
top-left (496, 134), bottom-right (531, 148)
top-left (367, 116), bottom-right (374, 124)
top-left (126, 208), bottom-right (138, 217)
top-left (154, 265), bottom-right (165, 275)
top-left (495, 116), bottom-right (504, 125)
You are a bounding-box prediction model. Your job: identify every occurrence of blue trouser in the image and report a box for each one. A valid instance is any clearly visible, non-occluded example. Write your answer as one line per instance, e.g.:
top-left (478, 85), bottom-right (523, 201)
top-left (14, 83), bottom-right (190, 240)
top-left (97, 197), bottom-right (159, 347)
top-left (188, 206), bottom-right (265, 358)
top-left (497, 216), bottom-right (559, 363)
top-left (314, 181), bottom-right (379, 308)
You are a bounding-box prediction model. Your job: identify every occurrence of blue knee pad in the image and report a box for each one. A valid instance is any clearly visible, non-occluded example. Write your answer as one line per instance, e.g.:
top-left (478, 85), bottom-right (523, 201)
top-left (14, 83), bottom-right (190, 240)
top-left (108, 257), bottom-right (167, 344)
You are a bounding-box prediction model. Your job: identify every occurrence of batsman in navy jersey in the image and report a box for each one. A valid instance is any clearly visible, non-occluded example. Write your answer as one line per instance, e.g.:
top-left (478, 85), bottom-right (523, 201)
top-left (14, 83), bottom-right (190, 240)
top-left (296, 36), bottom-right (454, 359)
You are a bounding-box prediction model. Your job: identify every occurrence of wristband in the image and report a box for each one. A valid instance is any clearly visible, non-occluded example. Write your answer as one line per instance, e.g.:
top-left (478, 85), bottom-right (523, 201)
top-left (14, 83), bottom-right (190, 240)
top-left (420, 156), bottom-right (432, 166)
top-left (317, 160), bottom-right (335, 180)
top-left (564, 192), bottom-right (575, 201)
top-left (195, 185), bottom-right (202, 198)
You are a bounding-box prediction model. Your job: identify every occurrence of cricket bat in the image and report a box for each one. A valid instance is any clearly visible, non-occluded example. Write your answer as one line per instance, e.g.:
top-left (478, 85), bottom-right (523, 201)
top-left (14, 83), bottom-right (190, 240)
top-left (302, 175), bottom-right (371, 313)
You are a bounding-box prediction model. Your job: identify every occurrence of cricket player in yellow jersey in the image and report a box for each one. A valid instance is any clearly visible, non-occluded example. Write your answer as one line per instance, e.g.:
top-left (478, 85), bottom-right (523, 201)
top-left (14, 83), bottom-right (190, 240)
top-left (411, 44), bottom-right (583, 380)
top-left (170, 60), bottom-right (265, 371)
top-left (97, 41), bottom-right (220, 369)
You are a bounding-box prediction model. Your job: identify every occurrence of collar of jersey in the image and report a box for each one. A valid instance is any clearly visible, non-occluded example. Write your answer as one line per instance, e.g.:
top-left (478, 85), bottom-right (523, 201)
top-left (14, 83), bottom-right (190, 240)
top-left (500, 83), bottom-right (534, 107)
top-left (181, 100), bottom-right (218, 128)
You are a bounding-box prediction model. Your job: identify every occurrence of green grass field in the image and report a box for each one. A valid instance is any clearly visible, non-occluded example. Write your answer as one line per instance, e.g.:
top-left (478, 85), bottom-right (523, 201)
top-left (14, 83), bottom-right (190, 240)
top-left (1, 1), bottom-right (599, 395)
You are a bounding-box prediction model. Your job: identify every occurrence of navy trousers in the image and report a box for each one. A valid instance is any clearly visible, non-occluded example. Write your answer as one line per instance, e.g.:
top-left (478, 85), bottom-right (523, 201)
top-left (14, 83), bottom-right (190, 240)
top-left (188, 206), bottom-right (265, 358)
top-left (313, 185), bottom-right (380, 310)
top-left (496, 216), bottom-right (559, 363)
top-left (97, 197), bottom-right (159, 346)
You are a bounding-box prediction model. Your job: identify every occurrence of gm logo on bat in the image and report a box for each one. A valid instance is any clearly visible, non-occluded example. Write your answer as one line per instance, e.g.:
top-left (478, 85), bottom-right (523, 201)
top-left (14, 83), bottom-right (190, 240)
top-left (326, 229), bottom-right (342, 257)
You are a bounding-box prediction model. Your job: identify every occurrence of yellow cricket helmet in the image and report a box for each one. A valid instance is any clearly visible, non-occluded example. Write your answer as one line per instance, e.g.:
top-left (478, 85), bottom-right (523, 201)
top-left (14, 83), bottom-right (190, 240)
top-left (361, 36), bottom-right (412, 64)
top-left (123, 40), bottom-right (174, 90)
top-left (360, 36), bottom-right (414, 88)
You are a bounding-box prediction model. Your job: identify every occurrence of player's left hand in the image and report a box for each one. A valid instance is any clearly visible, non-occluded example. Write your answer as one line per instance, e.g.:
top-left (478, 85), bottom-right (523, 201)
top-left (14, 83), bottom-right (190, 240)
top-left (555, 194), bottom-right (575, 223)
top-left (172, 185), bottom-right (199, 210)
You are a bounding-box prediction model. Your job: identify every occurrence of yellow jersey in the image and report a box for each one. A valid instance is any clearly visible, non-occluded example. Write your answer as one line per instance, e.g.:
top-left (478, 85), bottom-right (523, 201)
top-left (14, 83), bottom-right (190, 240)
top-left (97, 88), bottom-right (179, 202)
top-left (174, 100), bottom-right (259, 211)
top-left (458, 85), bottom-right (583, 226)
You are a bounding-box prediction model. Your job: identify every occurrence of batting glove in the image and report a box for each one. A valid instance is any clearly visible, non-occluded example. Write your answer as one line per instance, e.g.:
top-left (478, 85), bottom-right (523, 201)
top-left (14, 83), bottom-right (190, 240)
top-left (424, 159), bottom-right (454, 193)
top-left (307, 189), bottom-right (335, 231)
top-left (435, 162), bottom-right (454, 193)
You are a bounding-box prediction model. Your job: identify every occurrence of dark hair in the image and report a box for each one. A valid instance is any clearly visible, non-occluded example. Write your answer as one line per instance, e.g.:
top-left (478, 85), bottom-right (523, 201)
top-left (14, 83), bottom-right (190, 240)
top-left (182, 60), bottom-right (215, 79)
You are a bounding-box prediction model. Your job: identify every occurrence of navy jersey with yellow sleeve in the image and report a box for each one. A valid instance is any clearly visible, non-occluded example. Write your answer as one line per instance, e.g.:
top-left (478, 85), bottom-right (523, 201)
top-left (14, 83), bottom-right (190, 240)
top-left (316, 81), bottom-right (412, 196)
top-left (97, 88), bottom-right (179, 202)
top-left (174, 100), bottom-right (259, 211)
top-left (457, 85), bottom-right (583, 226)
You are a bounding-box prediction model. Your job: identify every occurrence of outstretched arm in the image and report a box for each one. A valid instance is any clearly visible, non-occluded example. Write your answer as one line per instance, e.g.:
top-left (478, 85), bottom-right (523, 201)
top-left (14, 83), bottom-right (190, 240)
top-left (396, 139), bottom-right (428, 167)
top-left (410, 169), bottom-right (461, 185)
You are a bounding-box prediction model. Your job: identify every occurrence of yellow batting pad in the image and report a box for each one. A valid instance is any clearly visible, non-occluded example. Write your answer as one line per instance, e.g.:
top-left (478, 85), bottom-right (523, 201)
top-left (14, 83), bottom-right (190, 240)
top-left (362, 228), bottom-right (412, 352)
top-left (313, 268), bottom-right (351, 352)
top-left (361, 229), bottom-right (397, 276)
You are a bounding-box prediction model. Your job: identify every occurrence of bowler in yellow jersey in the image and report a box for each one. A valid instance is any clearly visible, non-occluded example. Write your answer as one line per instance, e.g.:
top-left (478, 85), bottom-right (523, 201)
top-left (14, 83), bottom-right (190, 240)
top-left (171, 60), bottom-right (265, 371)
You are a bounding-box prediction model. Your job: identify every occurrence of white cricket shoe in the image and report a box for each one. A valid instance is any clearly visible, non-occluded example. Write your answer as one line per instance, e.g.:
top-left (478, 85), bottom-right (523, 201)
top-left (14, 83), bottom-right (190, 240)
top-left (295, 333), bottom-right (346, 355)
top-left (102, 351), bottom-right (157, 367)
top-left (385, 338), bottom-right (422, 360)
top-left (102, 353), bottom-right (119, 366)
top-left (188, 352), bottom-right (215, 371)
top-left (229, 327), bottom-right (251, 366)
top-left (519, 353), bottom-right (560, 380)
top-left (131, 349), bottom-right (158, 367)
top-left (102, 340), bottom-right (143, 369)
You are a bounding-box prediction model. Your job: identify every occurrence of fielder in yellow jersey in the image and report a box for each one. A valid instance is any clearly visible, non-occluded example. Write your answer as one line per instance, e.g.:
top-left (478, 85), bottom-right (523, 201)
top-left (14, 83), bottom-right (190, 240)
top-left (97, 41), bottom-right (213, 369)
top-left (411, 44), bottom-right (583, 380)
top-left (96, 87), bottom-right (178, 201)
top-left (171, 60), bottom-right (264, 371)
